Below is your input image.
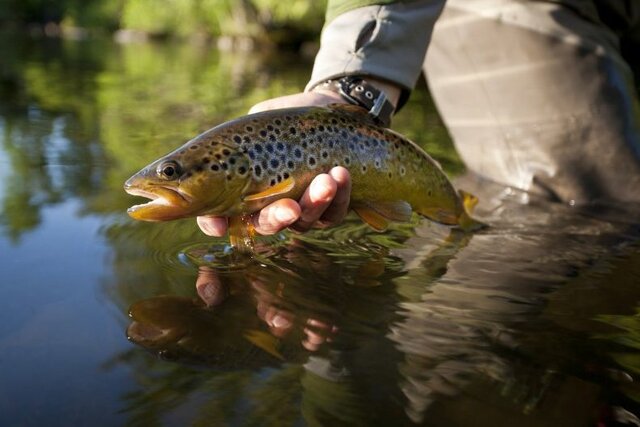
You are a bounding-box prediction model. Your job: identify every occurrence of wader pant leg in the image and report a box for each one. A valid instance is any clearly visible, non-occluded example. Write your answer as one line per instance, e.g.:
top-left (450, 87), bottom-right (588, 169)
top-left (424, 0), bottom-right (640, 206)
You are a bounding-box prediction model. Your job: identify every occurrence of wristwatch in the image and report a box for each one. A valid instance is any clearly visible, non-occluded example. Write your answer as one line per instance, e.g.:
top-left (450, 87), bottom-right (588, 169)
top-left (314, 76), bottom-right (395, 127)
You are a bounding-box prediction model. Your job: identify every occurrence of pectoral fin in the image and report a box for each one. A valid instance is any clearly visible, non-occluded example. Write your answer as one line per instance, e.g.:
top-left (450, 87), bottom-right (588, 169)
top-left (352, 200), bottom-right (412, 231)
top-left (229, 215), bottom-right (255, 252)
top-left (244, 329), bottom-right (284, 360)
top-left (244, 177), bottom-right (295, 202)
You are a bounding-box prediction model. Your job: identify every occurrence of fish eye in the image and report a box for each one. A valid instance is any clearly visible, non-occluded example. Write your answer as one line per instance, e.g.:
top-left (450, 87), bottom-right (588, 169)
top-left (156, 160), bottom-right (182, 180)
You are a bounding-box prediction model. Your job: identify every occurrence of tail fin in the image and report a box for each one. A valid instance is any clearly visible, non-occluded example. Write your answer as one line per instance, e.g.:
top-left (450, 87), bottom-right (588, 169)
top-left (457, 190), bottom-right (487, 231)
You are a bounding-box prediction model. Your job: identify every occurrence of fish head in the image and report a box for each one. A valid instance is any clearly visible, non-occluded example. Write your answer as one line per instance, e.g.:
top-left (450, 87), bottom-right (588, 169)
top-left (125, 133), bottom-right (251, 221)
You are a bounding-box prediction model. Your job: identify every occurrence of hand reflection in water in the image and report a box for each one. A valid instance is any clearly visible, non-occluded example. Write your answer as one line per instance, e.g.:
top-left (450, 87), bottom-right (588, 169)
top-left (195, 266), bottom-right (337, 352)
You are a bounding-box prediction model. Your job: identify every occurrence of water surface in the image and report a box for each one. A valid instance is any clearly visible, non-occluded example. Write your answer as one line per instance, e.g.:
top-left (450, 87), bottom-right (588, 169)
top-left (1, 33), bottom-right (640, 426)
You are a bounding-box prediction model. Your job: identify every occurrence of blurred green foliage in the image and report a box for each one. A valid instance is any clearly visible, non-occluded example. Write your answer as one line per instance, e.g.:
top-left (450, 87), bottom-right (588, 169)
top-left (0, 0), bottom-right (327, 42)
top-left (0, 33), bottom-right (458, 243)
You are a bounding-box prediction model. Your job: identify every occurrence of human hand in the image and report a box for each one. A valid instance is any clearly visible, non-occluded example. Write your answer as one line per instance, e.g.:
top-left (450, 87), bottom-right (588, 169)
top-left (197, 78), bottom-right (401, 237)
top-left (197, 90), bottom-right (352, 237)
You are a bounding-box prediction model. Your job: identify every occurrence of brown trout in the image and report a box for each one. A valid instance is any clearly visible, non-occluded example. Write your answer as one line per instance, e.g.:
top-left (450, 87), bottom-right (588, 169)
top-left (125, 104), bottom-right (480, 247)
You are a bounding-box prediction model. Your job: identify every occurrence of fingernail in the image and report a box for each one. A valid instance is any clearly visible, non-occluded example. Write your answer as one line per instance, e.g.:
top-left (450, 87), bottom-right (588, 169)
top-left (272, 314), bottom-right (290, 328)
top-left (275, 206), bottom-right (296, 224)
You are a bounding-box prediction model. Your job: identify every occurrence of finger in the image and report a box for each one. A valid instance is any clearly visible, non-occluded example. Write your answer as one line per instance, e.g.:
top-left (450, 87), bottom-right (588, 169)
top-left (195, 267), bottom-right (228, 306)
top-left (290, 173), bottom-right (338, 232)
top-left (251, 198), bottom-right (301, 235)
top-left (317, 166), bottom-right (351, 226)
top-left (196, 216), bottom-right (228, 236)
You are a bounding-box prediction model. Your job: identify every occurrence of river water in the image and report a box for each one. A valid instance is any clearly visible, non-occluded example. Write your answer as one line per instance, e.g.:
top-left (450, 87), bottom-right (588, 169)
top-left (1, 34), bottom-right (640, 426)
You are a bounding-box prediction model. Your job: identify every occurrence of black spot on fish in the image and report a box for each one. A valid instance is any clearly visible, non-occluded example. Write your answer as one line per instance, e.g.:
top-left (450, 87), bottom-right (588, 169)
top-left (301, 141), bottom-right (308, 149)
top-left (293, 148), bottom-right (302, 159)
top-left (277, 174), bottom-right (282, 183)
top-left (428, 190), bottom-right (432, 196)
top-left (344, 157), bottom-right (351, 165)
top-left (269, 158), bottom-right (280, 169)
top-left (254, 164), bottom-right (262, 177)
top-left (365, 139), bottom-right (371, 147)
top-left (233, 135), bottom-right (242, 144)
top-left (261, 159), bottom-right (268, 170)
top-left (267, 124), bottom-right (274, 131)
top-left (331, 118), bottom-right (338, 125)
top-left (328, 140), bottom-right (335, 148)
top-left (227, 175), bottom-right (232, 181)
top-left (229, 157), bottom-right (236, 165)
top-left (215, 153), bottom-right (222, 160)
top-left (254, 144), bottom-right (263, 153)
top-left (388, 172), bottom-right (393, 178)
top-left (309, 127), bottom-right (316, 135)
top-left (238, 166), bottom-right (247, 175)
top-left (243, 136), bottom-right (251, 144)
top-left (203, 157), bottom-right (210, 163)
top-left (246, 126), bottom-right (254, 132)
top-left (308, 156), bottom-right (316, 166)
top-left (222, 149), bottom-right (231, 156)
top-left (195, 166), bottom-right (203, 173)
top-left (259, 130), bottom-right (267, 137)
top-left (362, 165), bottom-right (367, 172)
top-left (400, 166), bottom-right (406, 176)
top-left (180, 150), bottom-right (186, 155)
top-left (318, 125), bottom-right (325, 132)
top-left (266, 143), bottom-right (275, 153)
top-left (190, 145), bottom-right (198, 150)
top-left (270, 178), bottom-right (276, 186)
top-left (248, 150), bottom-right (256, 160)
top-left (289, 127), bottom-right (297, 135)
top-left (211, 164), bottom-right (220, 171)
top-left (340, 130), bottom-right (348, 138)
top-left (283, 172), bottom-right (290, 179)
top-left (321, 151), bottom-right (328, 159)
top-left (274, 119), bottom-right (282, 126)
top-left (221, 162), bottom-right (228, 170)
top-left (287, 160), bottom-right (294, 169)
top-left (274, 128), bottom-right (281, 135)
top-left (300, 132), bottom-right (306, 139)
top-left (276, 142), bottom-right (285, 151)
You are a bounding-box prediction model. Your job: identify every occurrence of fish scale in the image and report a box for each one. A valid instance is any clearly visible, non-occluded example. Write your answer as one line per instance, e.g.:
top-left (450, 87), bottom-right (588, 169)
top-left (124, 104), bottom-right (481, 247)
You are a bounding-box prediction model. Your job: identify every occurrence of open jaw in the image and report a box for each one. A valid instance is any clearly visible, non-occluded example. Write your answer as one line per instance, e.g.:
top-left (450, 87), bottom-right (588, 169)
top-left (125, 186), bottom-right (194, 221)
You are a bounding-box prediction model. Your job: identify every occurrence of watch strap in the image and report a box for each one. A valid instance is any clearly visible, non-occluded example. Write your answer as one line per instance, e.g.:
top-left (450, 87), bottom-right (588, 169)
top-left (315, 76), bottom-right (395, 127)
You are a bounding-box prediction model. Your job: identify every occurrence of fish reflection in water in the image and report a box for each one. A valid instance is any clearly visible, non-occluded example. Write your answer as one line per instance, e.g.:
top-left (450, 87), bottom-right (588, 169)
top-left (124, 175), bottom-right (640, 426)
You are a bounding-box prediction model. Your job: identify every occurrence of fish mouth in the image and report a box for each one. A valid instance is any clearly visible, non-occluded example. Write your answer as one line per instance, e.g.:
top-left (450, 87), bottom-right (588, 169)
top-left (125, 184), bottom-right (194, 221)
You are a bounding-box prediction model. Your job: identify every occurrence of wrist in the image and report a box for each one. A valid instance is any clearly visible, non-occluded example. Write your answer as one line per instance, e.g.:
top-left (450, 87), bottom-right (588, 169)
top-left (311, 76), bottom-right (400, 127)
